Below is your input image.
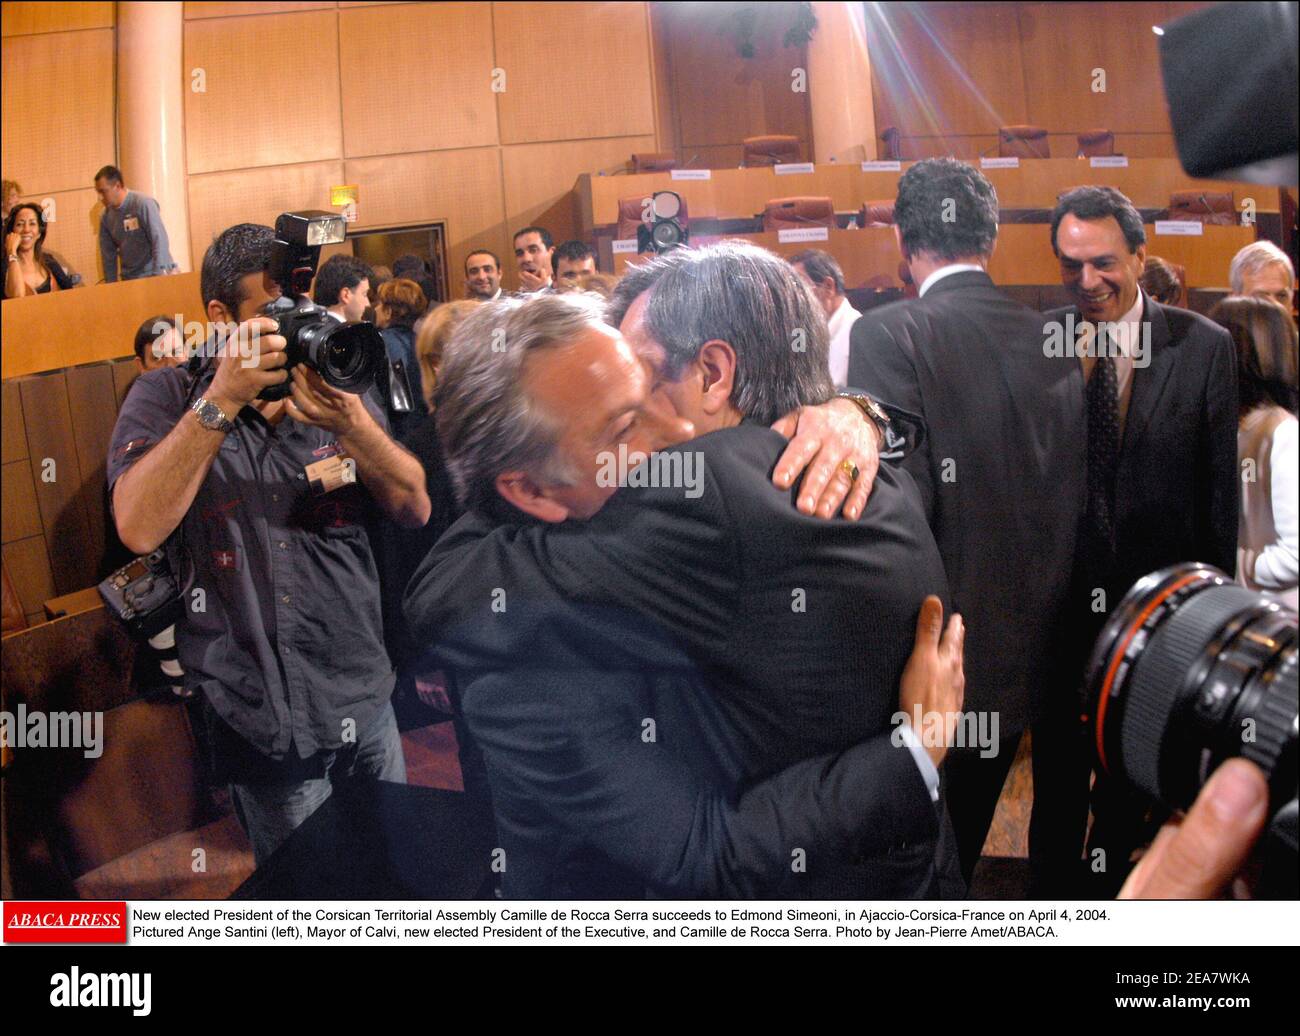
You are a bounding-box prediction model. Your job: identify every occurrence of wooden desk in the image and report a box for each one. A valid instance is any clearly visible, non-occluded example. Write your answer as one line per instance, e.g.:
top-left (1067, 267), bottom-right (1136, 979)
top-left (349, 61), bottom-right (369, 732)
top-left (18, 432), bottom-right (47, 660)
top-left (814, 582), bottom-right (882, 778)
top-left (2, 272), bottom-right (202, 380)
top-left (578, 159), bottom-right (1263, 235)
top-left (610, 224), bottom-right (1255, 290)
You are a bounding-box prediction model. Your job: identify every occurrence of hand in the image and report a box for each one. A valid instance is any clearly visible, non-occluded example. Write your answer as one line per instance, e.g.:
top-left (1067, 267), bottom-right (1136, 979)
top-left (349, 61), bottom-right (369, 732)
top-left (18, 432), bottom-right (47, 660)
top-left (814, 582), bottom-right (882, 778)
top-left (518, 267), bottom-right (549, 292)
top-left (770, 397), bottom-right (880, 520)
top-left (207, 316), bottom-right (287, 411)
top-left (4, 232), bottom-right (20, 257)
top-left (898, 596), bottom-right (965, 769)
top-left (286, 366), bottom-right (367, 434)
top-left (1117, 759), bottom-right (1270, 899)
top-left (415, 669), bottom-right (454, 714)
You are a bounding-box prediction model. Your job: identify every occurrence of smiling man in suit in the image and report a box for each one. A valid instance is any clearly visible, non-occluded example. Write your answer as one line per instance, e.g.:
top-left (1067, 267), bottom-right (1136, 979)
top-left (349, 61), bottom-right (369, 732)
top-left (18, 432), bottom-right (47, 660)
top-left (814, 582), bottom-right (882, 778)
top-left (1037, 185), bottom-right (1238, 895)
top-left (846, 158), bottom-right (1087, 889)
top-left (405, 243), bottom-right (966, 899)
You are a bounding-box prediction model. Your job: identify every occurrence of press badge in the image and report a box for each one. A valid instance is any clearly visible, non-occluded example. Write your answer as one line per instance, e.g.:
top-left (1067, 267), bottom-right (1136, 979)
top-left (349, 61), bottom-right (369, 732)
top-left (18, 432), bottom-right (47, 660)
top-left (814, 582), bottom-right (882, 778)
top-left (123, 216), bottom-right (140, 232)
top-left (304, 452), bottom-right (356, 494)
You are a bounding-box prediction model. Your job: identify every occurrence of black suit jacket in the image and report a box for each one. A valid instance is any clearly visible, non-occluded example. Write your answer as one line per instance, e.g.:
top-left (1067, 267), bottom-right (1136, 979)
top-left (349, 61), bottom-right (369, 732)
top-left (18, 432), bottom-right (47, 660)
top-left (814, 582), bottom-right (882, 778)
top-left (404, 421), bottom-right (956, 898)
top-left (1041, 296), bottom-right (1239, 610)
top-left (847, 270), bottom-right (1086, 732)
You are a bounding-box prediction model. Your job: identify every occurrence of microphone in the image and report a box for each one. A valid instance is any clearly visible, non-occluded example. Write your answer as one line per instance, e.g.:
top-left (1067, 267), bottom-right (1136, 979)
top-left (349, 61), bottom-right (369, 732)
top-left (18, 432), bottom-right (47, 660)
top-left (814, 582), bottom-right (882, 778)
top-left (1198, 193), bottom-right (1216, 218)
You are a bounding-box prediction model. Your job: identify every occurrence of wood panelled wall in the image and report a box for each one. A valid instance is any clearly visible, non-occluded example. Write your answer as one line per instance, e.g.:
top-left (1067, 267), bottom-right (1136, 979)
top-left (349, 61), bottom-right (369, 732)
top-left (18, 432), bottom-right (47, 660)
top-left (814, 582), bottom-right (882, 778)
top-left (2, 360), bottom-right (142, 628)
top-left (181, 1), bottom-right (659, 291)
top-left (0, 3), bottom-right (117, 284)
top-left (652, 2), bottom-right (813, 170)
top-left (866, 1), bottom-right (1215, 160)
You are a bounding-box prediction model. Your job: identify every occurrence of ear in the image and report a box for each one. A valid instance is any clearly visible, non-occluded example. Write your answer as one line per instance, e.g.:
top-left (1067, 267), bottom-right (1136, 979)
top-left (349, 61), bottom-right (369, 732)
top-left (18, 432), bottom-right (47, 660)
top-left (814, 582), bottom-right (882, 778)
top-left (206, 298), bottom-right (233, 331)
top-left (1134, 242), bottom-right (1147, 268)
top-left (893, 225), bottom-right (911, 263)
top-left (494, 470), bottom-right (570, 523)
top-left (695, 340), bottom-right (737, 417)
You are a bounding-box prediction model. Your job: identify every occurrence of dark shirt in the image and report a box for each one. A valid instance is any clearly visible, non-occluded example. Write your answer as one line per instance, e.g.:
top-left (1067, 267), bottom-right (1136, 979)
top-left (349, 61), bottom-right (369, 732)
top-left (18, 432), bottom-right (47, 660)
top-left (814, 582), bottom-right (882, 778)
top-left (106, 362), bottom-right (396, 768)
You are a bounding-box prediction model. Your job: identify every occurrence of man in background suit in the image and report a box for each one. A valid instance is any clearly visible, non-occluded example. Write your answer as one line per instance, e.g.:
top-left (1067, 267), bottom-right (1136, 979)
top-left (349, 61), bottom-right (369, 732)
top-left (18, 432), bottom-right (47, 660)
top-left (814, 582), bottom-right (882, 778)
top-left (1037, 186), bottom-right (1238, 895)
top-left (405, 244), bottom-right (965, 898)
top-left (847, 158), bottom-right (1087, 888)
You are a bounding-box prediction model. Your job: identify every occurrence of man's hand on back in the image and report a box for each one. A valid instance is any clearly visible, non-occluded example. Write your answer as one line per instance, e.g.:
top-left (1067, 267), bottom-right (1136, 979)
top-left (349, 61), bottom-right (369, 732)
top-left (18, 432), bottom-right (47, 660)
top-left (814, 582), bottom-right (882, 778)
top-left (899, 596), bottom-right (965, 769)
top-left (770, 397), bottom-right (879, 520)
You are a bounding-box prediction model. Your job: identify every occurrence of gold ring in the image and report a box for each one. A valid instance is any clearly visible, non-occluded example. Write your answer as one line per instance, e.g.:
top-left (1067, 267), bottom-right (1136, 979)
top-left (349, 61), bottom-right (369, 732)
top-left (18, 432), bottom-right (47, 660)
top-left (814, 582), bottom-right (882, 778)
top-left (839, 459), bottom-right (859, 481)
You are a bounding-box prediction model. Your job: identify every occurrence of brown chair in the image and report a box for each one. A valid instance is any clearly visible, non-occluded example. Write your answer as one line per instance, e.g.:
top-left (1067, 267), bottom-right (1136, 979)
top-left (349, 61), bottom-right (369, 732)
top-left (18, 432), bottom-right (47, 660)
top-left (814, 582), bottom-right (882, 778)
top-left (998, 125), bottom-right (1050, 159)
top-left (617, 195), bottom-right (690, 242)
top-left (879, 126), bottom-right (902, 161)
top-left (1168, 190), bottom-right (1236, 225)
top-left (762, 196), bottom-right (834, 232)
top-left (858, 200), bottom-right (896, 226)
top-left (631, 152), bottom-right (677, 174)
top-left (743, 135), bottom-right (802, 167)
top-left (1076, 129), bottom-right (1115, 157)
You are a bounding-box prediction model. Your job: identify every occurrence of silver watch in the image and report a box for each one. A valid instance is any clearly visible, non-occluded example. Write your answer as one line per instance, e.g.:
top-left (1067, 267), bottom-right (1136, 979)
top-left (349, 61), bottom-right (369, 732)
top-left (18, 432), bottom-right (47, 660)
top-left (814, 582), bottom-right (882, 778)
top-left (191, 396), bottom-right (234, 433)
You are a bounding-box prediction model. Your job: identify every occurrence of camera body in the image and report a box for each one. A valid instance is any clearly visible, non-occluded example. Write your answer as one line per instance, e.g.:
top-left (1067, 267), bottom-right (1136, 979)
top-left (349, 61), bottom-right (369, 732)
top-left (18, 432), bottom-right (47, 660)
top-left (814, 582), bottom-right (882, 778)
top-left (258, 211), bottom-right (386, 402)
top-left (98, 549), bottom-right (183, 641)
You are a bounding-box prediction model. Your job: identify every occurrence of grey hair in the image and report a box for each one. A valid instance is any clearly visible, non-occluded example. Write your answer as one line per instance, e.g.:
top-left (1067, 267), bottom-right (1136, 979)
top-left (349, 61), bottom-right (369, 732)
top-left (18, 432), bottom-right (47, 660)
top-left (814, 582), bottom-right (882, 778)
top-left (1229, 240), bottom-right (1295, 294)
top-left (434, 293), bottom-right (602, 512)
top-left (606, 240), bottom-right (834, 424)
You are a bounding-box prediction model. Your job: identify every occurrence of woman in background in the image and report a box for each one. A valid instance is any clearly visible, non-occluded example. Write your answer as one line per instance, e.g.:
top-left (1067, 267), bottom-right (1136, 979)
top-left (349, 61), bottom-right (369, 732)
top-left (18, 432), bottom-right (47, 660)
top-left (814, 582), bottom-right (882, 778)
top-left (1139, 256), bottom-right (1183, 307)
top-left (373, 277), bottom-right (427, 438)
top-left (1210, 295), bottom-right (1298, 608)
top-left (3, 202), bottom-right (81, 298)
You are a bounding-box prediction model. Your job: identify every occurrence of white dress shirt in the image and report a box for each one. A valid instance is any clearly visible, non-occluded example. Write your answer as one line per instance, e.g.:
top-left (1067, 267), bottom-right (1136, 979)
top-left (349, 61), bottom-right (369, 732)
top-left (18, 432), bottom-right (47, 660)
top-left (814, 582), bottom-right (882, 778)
top-left (826, 295), bottom-right (862, 388)
top-left (1077, 288), bottom-right (1146, 431)
top-left (917, 262), bottom-right (986, 298)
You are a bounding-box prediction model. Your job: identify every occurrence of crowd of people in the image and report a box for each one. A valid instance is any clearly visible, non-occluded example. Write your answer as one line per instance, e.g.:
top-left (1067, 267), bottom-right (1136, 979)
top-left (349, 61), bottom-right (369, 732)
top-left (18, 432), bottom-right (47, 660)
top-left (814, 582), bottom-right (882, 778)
top-left (10, 153), bottom-right (1295, 899)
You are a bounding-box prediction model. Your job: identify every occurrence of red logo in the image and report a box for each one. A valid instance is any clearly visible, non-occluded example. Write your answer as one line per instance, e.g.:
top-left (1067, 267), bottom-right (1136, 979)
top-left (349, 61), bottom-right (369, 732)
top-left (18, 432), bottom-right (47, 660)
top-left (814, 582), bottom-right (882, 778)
top-left (4, 901), bottom-right (127, 943)
top-left (211, 548), bottom-right (239, 570)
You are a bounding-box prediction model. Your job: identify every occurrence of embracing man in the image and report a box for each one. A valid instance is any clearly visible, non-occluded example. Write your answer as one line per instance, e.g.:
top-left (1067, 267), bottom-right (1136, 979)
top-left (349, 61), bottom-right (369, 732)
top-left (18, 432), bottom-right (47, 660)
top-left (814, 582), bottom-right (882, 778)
top-left (405, 242), bottom-right (966, 899)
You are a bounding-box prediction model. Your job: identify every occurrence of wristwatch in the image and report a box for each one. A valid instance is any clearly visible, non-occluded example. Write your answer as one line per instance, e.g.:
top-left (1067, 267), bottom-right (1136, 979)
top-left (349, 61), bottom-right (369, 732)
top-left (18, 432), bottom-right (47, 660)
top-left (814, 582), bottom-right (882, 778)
top-left (191, 396), bottom-right (235, 433)
top-left (838, 391), bottom-right (891, 442)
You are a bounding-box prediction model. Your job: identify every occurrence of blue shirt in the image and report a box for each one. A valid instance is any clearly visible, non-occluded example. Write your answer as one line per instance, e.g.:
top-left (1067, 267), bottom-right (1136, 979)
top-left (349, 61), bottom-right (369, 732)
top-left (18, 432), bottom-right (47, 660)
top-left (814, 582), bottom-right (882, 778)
top-left (99, 191), bottom-right (175, 281)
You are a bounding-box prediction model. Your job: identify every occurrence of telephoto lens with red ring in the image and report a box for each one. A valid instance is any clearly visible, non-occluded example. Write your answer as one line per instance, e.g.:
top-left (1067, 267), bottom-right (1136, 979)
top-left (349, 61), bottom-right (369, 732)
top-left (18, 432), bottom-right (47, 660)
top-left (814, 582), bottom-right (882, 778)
top-left (1085, 563), bottom-right (1297, 897)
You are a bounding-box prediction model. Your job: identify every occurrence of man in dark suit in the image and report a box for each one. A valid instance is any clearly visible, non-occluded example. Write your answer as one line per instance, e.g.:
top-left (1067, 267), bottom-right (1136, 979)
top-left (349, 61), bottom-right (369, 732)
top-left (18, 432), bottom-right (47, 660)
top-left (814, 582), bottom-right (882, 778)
top-left (405, 243), bottom-right (966, 898)
top-left (1036, 186), bottom-right (1238, 895)
top-left (847, 158), bottom-right (1087, 887)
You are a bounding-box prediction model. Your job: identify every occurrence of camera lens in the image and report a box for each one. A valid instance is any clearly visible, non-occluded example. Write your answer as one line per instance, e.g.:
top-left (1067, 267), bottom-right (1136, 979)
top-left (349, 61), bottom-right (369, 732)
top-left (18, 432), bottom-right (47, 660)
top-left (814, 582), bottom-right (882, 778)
top-left (299, 320), bottom-right (383, 393)
top-left (1086, 563), bottom-right (1297, 814)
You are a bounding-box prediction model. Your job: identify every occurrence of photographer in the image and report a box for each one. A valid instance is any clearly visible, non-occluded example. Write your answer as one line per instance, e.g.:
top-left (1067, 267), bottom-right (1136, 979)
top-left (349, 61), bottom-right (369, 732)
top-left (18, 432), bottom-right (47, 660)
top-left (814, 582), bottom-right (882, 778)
top-left (106, 222), bottom-right (430, 864)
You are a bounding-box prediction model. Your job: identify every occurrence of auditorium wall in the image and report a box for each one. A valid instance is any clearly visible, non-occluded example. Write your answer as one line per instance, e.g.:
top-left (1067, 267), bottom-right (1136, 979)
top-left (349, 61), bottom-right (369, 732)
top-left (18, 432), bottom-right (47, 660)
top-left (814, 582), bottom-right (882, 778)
top-left (181, 0), bottom-right (659, 291)
top-left (867, 1), bottom-right (1215, 160)
top-left (2, 1), bottom-right (661, 294)
top-left (652, 1), bottom-right (815, 170)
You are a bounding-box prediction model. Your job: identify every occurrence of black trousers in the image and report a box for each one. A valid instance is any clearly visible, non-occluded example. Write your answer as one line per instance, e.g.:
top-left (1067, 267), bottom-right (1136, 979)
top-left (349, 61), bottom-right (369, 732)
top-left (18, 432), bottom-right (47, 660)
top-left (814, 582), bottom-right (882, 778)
top-left (944, 704), bottom-right (1099, 897)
